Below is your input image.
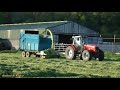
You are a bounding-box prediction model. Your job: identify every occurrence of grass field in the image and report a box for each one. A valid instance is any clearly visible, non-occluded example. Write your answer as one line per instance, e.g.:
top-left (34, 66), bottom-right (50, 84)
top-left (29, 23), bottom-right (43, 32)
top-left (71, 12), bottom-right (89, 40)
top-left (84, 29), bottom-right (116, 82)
top-left (0, 50), bottom-right (120, 78)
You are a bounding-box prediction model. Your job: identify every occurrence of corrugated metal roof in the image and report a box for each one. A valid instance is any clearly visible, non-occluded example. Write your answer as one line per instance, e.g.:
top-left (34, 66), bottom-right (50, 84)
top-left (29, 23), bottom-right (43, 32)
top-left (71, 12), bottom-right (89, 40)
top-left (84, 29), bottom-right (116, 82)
top-left (0, 21), bottom-right (70, 30)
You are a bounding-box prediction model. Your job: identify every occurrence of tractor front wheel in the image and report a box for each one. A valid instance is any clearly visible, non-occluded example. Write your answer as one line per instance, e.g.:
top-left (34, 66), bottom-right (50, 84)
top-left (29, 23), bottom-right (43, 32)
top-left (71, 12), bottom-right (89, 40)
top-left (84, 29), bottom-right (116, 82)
top-left (65, 46), bottom-right (76, 60)
top-left (82, 50), bottom-right (91, 61)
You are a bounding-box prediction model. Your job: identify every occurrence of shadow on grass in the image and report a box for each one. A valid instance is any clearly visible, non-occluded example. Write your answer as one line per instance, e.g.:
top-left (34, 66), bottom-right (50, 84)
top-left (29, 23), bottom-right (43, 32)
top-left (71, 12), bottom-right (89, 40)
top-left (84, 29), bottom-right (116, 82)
top-left (23, 68), bottom-right (111, 78)
top-left (0, 50), bottom-right (18, 53)
top-left (104, 58), bottom-right (120, 61)
top-left (0, 64), bottom-right (17, 77)
top-left (0, 64), bottom-right (112, 78)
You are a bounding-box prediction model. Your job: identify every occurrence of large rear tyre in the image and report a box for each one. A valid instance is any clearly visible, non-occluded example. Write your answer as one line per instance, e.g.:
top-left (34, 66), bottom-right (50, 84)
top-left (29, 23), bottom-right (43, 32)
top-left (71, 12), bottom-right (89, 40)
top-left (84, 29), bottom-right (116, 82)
top-left (65, 46), bottom-right (76, 60)
top-left (22, 51), bottom-right (26, 57)
top-left (82, 50), bottom-right (91, 61)
top-left (98, 49), bottom-right (104, 61)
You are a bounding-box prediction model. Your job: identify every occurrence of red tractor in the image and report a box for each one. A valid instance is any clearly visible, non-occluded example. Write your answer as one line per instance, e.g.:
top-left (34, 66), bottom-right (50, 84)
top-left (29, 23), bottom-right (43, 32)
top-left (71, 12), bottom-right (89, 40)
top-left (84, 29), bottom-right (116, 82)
top-left (65, 36), bottom-right (104, 61)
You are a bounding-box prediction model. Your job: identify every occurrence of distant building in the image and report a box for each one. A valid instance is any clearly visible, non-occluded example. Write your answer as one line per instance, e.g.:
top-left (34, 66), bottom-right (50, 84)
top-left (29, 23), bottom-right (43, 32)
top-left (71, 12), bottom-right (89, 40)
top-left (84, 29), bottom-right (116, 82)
top-left (0, 21), bottom-right (102, 49)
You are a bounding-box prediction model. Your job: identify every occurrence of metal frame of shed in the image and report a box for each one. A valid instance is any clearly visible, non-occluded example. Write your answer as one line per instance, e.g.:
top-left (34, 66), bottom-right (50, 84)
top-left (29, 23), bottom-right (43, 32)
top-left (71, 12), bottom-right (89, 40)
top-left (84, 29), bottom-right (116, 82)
top-left (0, 21), bottom-right (100, 49)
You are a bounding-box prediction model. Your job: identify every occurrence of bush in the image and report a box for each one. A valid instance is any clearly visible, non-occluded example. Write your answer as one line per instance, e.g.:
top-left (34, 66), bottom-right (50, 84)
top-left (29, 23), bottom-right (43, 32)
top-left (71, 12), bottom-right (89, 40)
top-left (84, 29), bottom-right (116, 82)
top-left (44, 48), bottom-right (60, 58)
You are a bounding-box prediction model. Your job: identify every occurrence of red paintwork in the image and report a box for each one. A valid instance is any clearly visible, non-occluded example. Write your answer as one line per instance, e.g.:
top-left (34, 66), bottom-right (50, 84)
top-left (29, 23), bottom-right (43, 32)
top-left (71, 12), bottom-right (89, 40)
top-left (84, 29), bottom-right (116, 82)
top-left (68, 44), bottom-right (97, 52)
top-left (84, 44), bottom-right (97, 52)
top-left (68, 44), bottom-right (78, 51)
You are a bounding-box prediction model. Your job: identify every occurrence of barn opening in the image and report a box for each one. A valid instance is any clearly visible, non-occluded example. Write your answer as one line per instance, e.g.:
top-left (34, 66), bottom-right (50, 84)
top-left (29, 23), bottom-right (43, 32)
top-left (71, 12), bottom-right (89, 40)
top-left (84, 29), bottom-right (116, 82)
top-left (58, 34), bottom-right (73, 44)
top-left (25, 30), bottom-right (39, 34)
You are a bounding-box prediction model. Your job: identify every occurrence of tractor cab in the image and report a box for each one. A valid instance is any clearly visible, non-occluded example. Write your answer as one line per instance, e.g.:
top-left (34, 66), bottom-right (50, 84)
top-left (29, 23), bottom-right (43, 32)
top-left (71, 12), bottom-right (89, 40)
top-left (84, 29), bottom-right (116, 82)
top-left (72, 36), bottom-right (84, 52)
top-left (72, 36), bottom-right (82, 45)
top-left (72, 35), bottom-right (88, 46)
top-left (72, 35), bottom-right (89, 51)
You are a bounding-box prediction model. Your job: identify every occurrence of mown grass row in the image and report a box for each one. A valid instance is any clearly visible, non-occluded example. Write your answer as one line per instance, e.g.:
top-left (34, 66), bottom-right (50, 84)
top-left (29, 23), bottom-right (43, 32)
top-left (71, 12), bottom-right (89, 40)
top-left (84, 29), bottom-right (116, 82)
top-left (0, 51), bottom-right (120, 78)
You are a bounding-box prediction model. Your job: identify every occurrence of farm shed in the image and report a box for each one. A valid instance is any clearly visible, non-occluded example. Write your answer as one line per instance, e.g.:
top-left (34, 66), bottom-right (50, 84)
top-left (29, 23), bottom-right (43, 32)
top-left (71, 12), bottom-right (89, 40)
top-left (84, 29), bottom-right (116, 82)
top-left (0, 21), bottom-right (102, 50)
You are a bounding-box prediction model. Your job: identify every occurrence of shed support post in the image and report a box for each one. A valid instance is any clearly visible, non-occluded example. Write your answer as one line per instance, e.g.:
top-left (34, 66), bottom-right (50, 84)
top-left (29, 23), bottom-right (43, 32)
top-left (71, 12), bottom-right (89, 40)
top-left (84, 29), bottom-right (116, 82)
top-left (114, 34), bottom-right (116, 44)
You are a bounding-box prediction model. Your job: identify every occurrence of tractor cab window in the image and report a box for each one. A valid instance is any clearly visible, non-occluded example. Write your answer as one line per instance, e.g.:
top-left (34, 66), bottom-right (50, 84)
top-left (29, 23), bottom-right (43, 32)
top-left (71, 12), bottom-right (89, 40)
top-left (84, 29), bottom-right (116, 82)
top-left (82, 37), bottom-right (88, 44)
top-left (77, 38), bottom-right (79, 41)
top-left (74, 37), bottom-right (82, 46)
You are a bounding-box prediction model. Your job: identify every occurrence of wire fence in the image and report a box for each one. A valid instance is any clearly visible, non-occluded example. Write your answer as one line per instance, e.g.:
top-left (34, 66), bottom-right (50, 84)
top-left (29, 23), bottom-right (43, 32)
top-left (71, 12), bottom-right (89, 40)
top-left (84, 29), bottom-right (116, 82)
top-left (97, 34), bottom-right (120, 52)
top-left (100, 34), bottom-right (120, 43)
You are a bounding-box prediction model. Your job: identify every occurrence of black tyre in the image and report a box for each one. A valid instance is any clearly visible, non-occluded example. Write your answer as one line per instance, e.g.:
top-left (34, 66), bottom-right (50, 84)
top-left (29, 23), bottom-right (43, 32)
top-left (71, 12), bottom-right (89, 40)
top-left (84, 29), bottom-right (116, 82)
top-left (80, 56), bottom-right (83, 60)
top-left (26, 52), bottom-right (31, 57)
top-left (82, 50), bottom-right (91, 61)
top-left (98, 49), bottom-right (104, 61)
top-left (65, 46), bottom-right (76, 60)
top-left (22, 51), bottom-right (26, 57)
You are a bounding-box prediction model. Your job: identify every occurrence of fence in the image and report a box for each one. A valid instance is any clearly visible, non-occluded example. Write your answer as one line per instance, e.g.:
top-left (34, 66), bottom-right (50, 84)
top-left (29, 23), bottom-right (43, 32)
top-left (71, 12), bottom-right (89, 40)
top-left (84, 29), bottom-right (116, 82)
top-left (54, 43), bottom-right (70, 52)
top-left (97, 44), bottom-right (120, 53)
top-left (99, 34), bottom-right (120, 52)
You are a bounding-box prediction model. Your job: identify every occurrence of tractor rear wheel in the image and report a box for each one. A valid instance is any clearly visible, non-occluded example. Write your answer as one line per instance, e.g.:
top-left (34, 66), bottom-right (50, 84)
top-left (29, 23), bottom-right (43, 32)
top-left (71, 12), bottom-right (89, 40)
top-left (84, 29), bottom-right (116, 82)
top-left (82, 50), bottom-right (91, 61)
top-left (22, 51), bottom-right (26, 57)
top-left (65, 46), bottom-right (76, 60)
top-left (98, 49), bottom-right (104, 61)
top-left (26, 52), bottom-right (31, 57)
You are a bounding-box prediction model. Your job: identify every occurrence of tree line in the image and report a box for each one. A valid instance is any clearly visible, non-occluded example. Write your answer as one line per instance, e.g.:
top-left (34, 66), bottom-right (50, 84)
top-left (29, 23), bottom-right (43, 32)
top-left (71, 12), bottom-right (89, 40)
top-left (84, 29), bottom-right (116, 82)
top-left (0, 12), bottom-right (120, 35)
